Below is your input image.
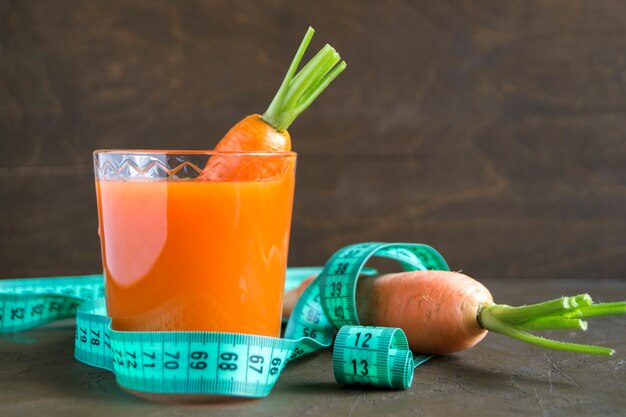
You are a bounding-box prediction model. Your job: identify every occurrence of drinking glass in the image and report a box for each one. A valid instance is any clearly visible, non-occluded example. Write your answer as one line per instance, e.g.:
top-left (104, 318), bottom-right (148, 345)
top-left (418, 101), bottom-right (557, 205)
top-left (93, 150), bottom-right (296, 337)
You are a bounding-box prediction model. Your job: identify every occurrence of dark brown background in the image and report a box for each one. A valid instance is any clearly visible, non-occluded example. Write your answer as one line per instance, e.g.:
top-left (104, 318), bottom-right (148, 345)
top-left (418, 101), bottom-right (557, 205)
top-left (1, 0), bottom-right (625, 280)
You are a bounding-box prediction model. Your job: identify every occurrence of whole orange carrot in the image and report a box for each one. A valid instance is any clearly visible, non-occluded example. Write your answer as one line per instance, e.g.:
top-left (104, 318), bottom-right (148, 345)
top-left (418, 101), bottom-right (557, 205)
top-left (283, 271), bottom-right (626, 355)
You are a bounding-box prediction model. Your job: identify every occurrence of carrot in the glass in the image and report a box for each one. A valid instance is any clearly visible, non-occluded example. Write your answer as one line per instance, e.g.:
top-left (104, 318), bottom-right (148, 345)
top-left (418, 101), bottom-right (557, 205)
top-left (204, 27), bottom-right (345, 180)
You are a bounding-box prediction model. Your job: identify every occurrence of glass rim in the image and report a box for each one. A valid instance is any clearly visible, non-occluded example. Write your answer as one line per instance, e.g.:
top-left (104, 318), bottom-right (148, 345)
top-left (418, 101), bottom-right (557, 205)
top-left (94, 149), bottom-right (297, 157)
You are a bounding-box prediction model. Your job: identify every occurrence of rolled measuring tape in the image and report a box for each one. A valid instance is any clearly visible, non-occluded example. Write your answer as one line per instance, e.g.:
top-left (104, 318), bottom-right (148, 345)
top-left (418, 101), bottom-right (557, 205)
top-left (0, 242), bottom-right (449, 397)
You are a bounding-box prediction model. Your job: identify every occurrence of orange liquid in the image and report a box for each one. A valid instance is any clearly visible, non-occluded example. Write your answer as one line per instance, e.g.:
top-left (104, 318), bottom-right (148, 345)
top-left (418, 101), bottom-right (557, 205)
top-left (95, 170), bottom-right (295, 337)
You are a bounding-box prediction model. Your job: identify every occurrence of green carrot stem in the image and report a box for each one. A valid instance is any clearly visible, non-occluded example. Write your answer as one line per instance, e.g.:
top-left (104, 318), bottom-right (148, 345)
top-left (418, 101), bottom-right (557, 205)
top-left (568, 294), bottom-right (593, 308)
top-left (479, 307), bottom-right (614, 356)
top-left (478, 295), bottom-right (626, 355)
top-left (283, 44), bottom-right (340, 109)
top-left (486, 297), bottom-right (572, 324)
top-left (564, 302), bottom-right (626, 318)
top-left (262, 26), bottom-right (346, 132)
top-left (263, 27), bottom-right (314, 130)
top-left (517, 317), bottom-right (587, 331)
top-left (293, 61), bottom-right (346, 116)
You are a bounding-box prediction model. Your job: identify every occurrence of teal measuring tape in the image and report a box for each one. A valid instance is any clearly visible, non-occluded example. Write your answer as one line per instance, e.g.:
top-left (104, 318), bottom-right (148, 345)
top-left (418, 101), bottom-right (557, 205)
top-left (0, 242), bottom-right (449, 397)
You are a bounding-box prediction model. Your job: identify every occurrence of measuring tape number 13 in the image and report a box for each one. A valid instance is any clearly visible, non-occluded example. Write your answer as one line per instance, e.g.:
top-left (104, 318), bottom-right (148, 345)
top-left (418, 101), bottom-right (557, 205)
top-left (0, 242), bottom-right (449, 397)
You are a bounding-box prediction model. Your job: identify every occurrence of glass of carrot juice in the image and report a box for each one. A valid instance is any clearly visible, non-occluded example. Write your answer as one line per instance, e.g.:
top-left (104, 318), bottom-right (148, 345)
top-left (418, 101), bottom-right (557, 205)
top-left (93, 150), bottom-right (296, 337)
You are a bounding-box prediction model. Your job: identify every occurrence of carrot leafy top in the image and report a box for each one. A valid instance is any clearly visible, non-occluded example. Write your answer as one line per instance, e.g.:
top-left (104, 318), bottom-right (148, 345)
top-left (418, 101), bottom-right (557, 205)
top-left (263, 27), bottom-right (346, 132)
top-left (479, 295), bottom-right (626, 355)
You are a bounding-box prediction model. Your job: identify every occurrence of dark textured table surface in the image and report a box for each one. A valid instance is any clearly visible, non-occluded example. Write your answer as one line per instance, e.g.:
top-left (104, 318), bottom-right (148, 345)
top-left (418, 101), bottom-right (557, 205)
top-left (1, 279), bottom-right (625, 417)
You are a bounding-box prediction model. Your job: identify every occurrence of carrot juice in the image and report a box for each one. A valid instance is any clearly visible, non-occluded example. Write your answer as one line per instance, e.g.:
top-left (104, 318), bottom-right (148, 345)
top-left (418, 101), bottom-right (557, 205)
top-left (94, 151), bottom-right (296, 337)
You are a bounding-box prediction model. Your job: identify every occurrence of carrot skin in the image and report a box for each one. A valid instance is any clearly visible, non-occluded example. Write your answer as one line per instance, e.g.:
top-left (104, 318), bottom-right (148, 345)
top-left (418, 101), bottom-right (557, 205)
top-left (215, 114), bottom-right (291, 153)
top-left (282, 271), bottom-right (493, 354)
top-left (204, 114), bottom-right (293, 180)
top-left (357, 271), bottom-right (493, 354)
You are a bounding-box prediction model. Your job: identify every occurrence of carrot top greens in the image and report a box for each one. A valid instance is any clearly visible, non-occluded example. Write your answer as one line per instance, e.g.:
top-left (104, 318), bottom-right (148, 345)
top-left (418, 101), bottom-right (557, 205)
top-left (263, 27), bottom-right (346, 132)
top-left (479, 295), bottom-right (626, 355)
